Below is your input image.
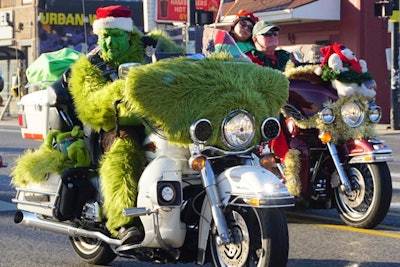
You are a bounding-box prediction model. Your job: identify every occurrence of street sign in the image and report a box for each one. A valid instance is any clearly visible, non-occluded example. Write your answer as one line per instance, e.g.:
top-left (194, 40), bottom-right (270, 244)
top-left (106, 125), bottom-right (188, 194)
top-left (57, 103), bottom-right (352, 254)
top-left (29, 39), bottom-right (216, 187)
top-left (390, 10), bottom-right (400, 22)
top-left (156, 0), bottom-right (219, 23)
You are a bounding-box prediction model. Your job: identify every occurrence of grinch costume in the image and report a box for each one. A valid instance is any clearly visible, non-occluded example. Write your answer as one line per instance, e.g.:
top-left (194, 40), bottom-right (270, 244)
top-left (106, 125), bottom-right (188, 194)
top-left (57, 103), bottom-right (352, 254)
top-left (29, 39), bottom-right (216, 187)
top-left (67, 6), bottom-right (184, 238)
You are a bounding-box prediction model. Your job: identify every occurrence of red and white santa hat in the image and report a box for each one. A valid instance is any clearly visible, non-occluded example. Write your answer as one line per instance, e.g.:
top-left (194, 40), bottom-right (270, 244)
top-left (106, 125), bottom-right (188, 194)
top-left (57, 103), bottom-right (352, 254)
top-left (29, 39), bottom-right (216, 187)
top-left (92, 5), bottom-right (133, 34)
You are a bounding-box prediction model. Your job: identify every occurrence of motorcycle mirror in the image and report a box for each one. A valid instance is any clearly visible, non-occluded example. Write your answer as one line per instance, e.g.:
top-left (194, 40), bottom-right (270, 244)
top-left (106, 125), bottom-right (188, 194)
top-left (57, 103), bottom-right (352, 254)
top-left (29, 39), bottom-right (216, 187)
top-left (118, 63), bottom-right (141, 79)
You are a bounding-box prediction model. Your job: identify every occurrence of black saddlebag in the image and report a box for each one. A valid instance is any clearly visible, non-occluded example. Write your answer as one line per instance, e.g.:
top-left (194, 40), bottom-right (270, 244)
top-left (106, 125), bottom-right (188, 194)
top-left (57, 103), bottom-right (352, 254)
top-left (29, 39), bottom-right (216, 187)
top-left (54, 167), bottom-right (96, 221)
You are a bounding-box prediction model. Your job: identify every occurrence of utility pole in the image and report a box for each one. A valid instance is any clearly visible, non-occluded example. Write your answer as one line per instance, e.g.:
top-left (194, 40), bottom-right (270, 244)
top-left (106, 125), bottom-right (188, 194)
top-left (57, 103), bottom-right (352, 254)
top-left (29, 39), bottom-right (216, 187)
top-left (375, 0), bottom-right (400, 129)
top-left (186, 0), bottom-right (196, 54)
top-left (391, 0), bottom-right (400, 130)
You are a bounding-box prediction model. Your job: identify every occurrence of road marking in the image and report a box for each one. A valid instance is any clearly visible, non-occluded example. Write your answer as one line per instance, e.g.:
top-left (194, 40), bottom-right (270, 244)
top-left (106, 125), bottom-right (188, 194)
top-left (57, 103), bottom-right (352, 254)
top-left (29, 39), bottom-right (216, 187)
top-left (0, 129), bottom-right (19, 133)
top-left (393, 181), bottom-right (400, 189)
top-left (289, 218), bottom-right (400, 239)
top-left (0, 200), bottom-right (16, 211)
top-left (392, 172), bottom-right (400, 178)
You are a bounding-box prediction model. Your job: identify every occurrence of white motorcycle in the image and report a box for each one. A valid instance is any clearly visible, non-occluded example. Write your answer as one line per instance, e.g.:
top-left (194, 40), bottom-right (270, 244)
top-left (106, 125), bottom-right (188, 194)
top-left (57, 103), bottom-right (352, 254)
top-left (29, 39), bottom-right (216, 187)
top-left (12, 57), bottom-right (294, 266)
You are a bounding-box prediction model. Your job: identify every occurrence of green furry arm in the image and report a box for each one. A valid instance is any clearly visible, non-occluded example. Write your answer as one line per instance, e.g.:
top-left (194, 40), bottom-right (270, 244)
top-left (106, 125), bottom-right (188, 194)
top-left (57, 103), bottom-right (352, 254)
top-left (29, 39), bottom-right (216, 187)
top-left (147, 29), bottom-right (186, 53)
top-left (69, 56), bottom-right (125, 132)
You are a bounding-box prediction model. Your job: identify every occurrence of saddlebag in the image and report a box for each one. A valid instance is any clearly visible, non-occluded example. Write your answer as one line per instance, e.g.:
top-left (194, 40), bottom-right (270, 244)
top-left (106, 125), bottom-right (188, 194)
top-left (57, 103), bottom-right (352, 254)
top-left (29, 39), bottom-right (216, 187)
top-left (54, 167), bottom-right (96, 221)
top-left (13, 168), bottom-right (96, 221)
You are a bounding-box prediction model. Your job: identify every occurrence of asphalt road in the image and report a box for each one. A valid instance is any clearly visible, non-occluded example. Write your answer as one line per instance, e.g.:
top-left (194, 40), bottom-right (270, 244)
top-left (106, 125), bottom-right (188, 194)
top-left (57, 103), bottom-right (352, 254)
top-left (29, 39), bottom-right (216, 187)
top-left (1, 116), bottom-right (400, 266)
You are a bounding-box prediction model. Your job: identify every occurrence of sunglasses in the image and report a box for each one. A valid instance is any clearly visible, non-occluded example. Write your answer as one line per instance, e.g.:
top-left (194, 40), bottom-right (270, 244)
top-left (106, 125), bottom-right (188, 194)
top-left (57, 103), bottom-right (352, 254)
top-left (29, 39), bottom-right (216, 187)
top-left (238, 20), bottom-right (254, 30)
top-left (262, 30), bottom-right (279, 37)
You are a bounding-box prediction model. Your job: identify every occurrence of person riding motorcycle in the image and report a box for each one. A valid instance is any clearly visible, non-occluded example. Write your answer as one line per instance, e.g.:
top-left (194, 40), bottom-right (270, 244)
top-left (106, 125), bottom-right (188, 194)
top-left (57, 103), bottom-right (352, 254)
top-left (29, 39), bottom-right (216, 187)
top-left (228, 10), bottom-right (259, 57)
top-left (66, 5), bottom-right (183, 244)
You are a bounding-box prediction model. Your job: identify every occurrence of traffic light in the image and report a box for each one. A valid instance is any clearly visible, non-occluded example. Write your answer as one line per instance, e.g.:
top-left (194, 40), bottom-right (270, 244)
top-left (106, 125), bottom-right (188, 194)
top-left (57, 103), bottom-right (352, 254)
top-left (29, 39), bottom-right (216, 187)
top-left (375, 1), bottom-right (393, 18)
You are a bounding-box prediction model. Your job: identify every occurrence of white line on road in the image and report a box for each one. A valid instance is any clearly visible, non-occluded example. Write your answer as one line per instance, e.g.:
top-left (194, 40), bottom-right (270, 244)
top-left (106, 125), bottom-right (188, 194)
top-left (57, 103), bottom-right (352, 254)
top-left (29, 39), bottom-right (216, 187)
top-left (0, 200), bottom-right (16, 211)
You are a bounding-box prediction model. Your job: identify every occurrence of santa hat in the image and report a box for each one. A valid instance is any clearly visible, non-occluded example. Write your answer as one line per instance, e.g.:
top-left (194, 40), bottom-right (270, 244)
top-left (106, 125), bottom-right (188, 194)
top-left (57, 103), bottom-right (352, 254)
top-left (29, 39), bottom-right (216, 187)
top-left (232, 10), bottom-right (259, 27)
top-left (92, 5), bottom-right (133, 34)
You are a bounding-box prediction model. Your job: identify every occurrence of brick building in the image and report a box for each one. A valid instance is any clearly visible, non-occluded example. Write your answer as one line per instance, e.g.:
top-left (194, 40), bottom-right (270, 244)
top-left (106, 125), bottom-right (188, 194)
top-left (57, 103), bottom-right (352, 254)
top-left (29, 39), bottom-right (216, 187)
top-left (0, 0), bottom-right (395, 122)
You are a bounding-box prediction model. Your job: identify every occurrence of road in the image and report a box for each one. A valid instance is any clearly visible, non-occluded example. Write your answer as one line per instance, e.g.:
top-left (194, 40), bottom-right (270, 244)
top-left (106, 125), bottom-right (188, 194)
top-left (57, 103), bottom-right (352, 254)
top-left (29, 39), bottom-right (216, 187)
top-left (1, 121), bottom-right (400, 266)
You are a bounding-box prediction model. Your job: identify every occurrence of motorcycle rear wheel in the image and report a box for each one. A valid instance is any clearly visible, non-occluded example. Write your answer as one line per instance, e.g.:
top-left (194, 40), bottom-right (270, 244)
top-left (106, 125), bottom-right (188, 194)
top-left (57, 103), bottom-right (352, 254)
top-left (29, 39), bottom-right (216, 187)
top-left (69, 236), bottom-right (116, 265)
top-left (334, 162), bottom-right (392, 228)
top-left (209, 207), bottom-right (288, 267)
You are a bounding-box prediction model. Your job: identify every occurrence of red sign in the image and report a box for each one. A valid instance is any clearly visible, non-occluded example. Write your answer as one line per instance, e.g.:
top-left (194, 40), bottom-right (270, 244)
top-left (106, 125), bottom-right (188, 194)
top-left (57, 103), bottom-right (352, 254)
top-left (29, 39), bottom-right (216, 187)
top-left (157, 0), bottom-right (219, 22)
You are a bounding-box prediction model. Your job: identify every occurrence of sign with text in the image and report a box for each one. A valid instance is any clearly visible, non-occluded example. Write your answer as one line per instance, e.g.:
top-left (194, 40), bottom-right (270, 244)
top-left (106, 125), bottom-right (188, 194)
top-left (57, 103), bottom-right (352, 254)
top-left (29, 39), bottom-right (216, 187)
top-left (156, 0), bottom-right (219, 23)
top-left (37, 0), bottom-right (142, 54)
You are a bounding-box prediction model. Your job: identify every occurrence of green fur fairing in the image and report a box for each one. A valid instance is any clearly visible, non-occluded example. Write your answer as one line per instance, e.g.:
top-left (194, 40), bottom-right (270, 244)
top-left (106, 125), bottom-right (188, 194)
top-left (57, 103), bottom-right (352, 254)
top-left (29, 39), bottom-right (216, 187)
top-left (99, 137), bottom-right (145, 237)
top-left (123, 56), bottom-right (289, 148)
top-left (147, 30), bottom-right (186, 53)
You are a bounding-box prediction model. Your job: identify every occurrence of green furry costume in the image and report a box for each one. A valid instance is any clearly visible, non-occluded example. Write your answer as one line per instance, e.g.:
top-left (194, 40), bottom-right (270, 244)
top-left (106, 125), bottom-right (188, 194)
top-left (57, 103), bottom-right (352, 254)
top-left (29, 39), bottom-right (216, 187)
top-left (67, 28), bottom-right (185, 236)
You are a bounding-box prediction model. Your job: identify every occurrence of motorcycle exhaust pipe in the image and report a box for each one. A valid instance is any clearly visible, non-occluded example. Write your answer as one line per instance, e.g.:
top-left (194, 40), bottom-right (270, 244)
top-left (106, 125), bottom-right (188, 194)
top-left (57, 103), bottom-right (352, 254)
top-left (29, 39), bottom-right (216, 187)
top-left (14, 211), bottom-right (121, 246)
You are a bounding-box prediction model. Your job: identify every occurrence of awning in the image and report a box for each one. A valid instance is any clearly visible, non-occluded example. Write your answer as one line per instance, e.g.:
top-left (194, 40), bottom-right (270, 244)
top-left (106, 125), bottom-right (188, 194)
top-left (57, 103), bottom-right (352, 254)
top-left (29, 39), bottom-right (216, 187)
top-left (0, 46), bottom-right (25, 60)
top-left (220, 0), bottom-right (340, 25)
top-left (258, 0), bottom-right (341, 23)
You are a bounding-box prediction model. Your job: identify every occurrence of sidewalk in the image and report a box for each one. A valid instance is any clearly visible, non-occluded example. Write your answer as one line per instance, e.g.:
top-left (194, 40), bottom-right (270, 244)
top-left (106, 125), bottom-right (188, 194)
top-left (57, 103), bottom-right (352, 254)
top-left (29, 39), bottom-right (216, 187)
top-left (0, 96), bottom-right (18, 127)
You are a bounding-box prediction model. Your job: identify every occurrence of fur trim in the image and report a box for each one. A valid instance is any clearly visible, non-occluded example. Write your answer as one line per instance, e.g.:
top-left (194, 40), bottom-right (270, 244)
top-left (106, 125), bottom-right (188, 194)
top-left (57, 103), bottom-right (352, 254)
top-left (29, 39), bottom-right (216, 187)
top-left (93, 17), bottom-right (133, 34)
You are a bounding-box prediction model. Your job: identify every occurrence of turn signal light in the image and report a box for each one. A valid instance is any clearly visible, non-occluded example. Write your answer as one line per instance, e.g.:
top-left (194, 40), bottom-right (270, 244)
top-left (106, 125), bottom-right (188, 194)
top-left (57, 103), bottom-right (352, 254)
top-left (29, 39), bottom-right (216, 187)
top-left (248, 198), bottom-right (261, 206)
top-left (320, 132), bottom-right (331, 143)
top-left (191, 155), bottom-right (206, 171)
top-left (260, 154), bottom-right (276, 169)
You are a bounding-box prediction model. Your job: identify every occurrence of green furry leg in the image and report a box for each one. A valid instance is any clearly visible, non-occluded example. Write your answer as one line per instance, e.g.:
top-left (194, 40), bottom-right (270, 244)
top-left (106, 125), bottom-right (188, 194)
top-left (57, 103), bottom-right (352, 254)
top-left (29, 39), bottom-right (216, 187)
top-left (99, 136), bottom-right (145, 237)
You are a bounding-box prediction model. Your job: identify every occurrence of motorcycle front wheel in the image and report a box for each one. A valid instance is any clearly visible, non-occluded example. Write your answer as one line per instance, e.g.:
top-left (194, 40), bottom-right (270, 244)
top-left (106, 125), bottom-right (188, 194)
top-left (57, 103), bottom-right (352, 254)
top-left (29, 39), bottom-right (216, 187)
top-left (209, 207), bottom-right (289, 267)
top-left (69, 236), bottom-right (116, 265)
top-left (334, 162), bottom-right (392, 228)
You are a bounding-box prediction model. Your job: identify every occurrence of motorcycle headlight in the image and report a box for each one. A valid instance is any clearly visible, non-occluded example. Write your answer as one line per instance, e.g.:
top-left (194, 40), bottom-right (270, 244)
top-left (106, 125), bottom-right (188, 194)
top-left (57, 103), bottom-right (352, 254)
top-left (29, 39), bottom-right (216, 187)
top-left (368, 105), bottom-right (382, 123)
top-left (320, 107), bottom-right (335, 124)
top-left (222, 110), bottom-right (255, 149)
top-left (118, 62), bottom-right (141, 79)
top-left (341, 101), bottom-right (365, 127)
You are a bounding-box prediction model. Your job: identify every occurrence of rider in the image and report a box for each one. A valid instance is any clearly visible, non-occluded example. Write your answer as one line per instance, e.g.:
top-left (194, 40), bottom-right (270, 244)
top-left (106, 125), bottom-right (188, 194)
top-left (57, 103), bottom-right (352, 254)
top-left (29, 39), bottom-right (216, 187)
top-left (228, 10), bottom-right (259, 57)
top-left (249, 20), bottom-right (296, 71)
top-left (67, 5), bottom-right (182, 244)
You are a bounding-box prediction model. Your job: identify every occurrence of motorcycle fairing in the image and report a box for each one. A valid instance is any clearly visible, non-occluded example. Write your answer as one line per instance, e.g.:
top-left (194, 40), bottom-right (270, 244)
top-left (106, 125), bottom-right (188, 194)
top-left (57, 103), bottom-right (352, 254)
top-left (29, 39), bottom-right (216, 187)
top-left (136, 155), bottom-right (187, 248)
top-left (216, 166), bottom-right (294, 208)
top-left (122, 56), bottom-right (289, 149)
top-left (347, 138), bottom-right (394, 163)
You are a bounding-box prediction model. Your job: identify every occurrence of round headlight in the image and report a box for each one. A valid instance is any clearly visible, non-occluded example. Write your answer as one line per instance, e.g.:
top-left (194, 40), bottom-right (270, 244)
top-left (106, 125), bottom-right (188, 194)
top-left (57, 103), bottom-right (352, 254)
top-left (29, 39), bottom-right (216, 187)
top-left (341, 101), bottom-right (364, 127)
top-left (320, 107), bottom-right (335, 124)
top-left (369, 105), bottom-right (382, 123)
top-left (190, 119), bottom-right (212, 143)
top-left (222, 110), bottom-right (255, 149)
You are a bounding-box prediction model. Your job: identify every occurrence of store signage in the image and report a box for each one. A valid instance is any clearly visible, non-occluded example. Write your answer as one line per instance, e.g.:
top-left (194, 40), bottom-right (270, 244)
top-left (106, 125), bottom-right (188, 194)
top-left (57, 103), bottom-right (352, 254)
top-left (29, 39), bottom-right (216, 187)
top-left (156, 0), bottom-right (219, 23)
